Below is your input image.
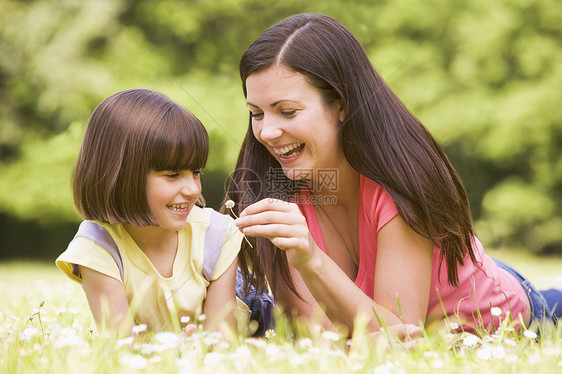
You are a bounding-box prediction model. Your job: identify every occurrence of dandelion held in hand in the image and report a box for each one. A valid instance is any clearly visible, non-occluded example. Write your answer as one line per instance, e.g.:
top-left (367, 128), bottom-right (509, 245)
top-left (225, 199), bottom-right (253, 248)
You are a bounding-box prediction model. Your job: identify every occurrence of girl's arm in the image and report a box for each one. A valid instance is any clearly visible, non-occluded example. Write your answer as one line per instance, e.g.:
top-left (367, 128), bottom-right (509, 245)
top-left (202, 258), bottom-right (237, 333)
top-left (236, 199), bottom-right (433, 333)
top-left (79, 266), bottom-right (134, 334)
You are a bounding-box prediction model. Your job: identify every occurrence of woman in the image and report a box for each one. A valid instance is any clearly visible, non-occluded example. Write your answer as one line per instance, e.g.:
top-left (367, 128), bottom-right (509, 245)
top-left (226, 13), bottom-right (561, 335)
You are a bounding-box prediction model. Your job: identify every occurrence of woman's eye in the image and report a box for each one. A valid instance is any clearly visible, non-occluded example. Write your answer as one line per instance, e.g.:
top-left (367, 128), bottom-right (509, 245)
top-left (250, 112), bottom-right (263, 120)
top-left (281, 110), bottom-right (296, 116)
top-left (166, 173), bottom-right (180, 178)
top-left (193, 170), bottom-right (202, 177)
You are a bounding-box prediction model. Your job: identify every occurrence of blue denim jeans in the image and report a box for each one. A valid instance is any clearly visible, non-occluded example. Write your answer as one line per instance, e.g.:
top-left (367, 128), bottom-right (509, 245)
top-left (494, 258), bottom-right (560, 326)
top-left (236, 268), bottom-right (275, 336)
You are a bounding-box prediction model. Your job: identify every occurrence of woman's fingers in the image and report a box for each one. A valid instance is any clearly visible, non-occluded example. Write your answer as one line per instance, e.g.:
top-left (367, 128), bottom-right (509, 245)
top-left (234, 199), bottom-right (307, 240)
top-left (271, 237), bottom-right (308, 251)
top-left (233, 198), bottom-right (312, 255)
top-left (235, 210), bottom-right (301, 228)
top-left (386, 323), bottom-right (422, 340)
top-left (233, 197), bottom-right (317, 266)
top-left (239, 198), bottom-right (297, 217)
top-left (241, 223), bottom-right (306, 238)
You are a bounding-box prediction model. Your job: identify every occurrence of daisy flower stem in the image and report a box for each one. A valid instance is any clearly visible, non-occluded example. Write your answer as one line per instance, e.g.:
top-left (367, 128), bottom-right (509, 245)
top-left (225, 200), bottom-right (253, 248)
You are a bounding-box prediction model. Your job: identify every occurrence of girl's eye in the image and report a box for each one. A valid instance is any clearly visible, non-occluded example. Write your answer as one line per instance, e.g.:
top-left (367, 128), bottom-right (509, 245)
top-left (166, 171), bottom-right (202, 178)
top-left (250, 112), bottom-right (263, 120)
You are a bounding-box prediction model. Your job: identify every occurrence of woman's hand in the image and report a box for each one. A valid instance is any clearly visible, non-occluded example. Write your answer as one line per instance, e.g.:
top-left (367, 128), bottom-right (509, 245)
top-left (367, 323), bottom-right (423, 349)
top-left (235, 198), bottom-right (319, 270)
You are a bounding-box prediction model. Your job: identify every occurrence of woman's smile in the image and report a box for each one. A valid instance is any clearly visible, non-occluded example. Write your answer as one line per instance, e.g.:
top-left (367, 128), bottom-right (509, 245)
top-left (273, 142), bottom-right (305, 162)
top-left (245, 65), bottom-right (346, 177)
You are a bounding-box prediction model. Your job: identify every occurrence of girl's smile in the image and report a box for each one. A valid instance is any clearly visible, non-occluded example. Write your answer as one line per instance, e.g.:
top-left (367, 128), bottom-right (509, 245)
top-left (166, 202), bottom-right (190, 214)
top-left (146, 170), bottom-right (202, 231)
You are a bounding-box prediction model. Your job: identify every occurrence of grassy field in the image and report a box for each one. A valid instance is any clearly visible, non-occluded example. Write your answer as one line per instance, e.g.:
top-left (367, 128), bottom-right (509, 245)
top-left (0, 250), bottom-right (561, 373)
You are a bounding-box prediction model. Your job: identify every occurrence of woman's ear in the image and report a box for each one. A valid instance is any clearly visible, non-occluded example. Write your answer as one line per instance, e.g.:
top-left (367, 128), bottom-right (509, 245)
top-left (337, 100), bottom-right (345, 123)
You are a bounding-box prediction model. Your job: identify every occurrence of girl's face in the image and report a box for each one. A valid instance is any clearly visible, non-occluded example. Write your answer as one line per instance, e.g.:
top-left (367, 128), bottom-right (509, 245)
top-left (245, 65), bottom-right (345, 181)
top-left (145, 170), bottom-right (202, 231)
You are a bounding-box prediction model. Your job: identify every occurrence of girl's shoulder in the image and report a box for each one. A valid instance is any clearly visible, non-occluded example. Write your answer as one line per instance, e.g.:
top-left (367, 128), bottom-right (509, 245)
top-left (56, 220), bottom-right (124, 284)
top-left (71, 220), bottom-right (123, 248)
top-left (184, 206), bottom-right (242, 282)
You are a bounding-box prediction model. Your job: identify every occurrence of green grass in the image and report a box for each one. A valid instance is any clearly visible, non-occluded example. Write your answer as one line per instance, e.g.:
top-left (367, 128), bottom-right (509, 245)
top-left (487, 248), bottom-right (562, 289)
top-left (0, 253), bottom-right (561, 373)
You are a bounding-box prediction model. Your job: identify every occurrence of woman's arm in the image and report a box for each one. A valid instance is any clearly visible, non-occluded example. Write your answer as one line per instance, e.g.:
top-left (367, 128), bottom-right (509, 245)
top-left (276, 264), bottom-right (336, 330)
top-left (202, 258), bottom-right (237, 333)
top-left (236, 199), bottom-right (433, 333)
top-left (373, 214), bottom-right (433, 324)
top-left (79, 266), bottom-right (134, 334)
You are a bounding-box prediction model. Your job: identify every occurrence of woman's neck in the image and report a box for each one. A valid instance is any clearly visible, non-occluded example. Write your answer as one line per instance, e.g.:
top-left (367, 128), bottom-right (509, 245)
top-left (311, 160), bottom-right (361, 276)
top-left (313, 159), bottom-right (360, 209)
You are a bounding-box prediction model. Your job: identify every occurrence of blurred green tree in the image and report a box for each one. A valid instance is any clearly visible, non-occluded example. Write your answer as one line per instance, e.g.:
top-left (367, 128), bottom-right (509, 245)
top-left (0, 0), bottom-right (560, 258)
top-left (363, 0), bottom-right (562, 252)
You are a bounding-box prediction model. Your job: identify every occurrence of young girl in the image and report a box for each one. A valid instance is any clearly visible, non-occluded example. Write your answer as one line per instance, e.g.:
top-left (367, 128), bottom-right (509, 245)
top-left (57, 88), bottom-right (245, 334)
top-left (227, 13), bottom-right (562, 336)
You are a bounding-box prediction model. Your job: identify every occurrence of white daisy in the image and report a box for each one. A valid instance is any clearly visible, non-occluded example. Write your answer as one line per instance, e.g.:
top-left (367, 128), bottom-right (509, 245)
top-left (490, 307), bottom-right (502, 317)
top-left (321, 330), bottom-right (341, 341)
top-left (132, 324), bottom-right (147, 334)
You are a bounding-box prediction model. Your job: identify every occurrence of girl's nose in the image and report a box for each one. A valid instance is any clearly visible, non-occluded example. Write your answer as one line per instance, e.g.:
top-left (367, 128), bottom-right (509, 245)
top-left (181, 174), bottom-right (201, 196)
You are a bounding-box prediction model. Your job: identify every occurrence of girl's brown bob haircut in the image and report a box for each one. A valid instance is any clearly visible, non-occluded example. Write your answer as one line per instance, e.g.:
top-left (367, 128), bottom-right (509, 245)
top-left (73, 88), bottom-right (209, 226)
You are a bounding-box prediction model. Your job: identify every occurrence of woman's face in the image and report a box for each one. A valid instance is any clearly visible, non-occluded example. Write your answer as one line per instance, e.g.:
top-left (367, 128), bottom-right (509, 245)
top-left (245, 65), bottom-right (345, 181)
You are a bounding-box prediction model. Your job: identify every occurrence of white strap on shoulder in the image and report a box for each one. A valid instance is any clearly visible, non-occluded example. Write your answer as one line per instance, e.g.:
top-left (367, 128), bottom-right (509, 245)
top-left (202, 210), bottom-right (231, 281)
top-left (73, 221), bottom-right (124, 281)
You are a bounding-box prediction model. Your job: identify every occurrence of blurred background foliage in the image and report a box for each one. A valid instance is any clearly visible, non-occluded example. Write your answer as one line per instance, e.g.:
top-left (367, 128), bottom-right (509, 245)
top-left (0, 0), bottom-right (561, 259)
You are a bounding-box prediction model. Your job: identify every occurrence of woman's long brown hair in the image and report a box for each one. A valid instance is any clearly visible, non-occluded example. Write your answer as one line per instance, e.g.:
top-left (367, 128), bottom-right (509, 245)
top-left (226, 14), bottom-right (476, 301)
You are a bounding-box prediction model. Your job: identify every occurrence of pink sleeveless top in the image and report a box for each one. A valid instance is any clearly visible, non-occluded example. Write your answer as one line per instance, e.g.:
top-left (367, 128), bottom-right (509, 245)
top-left (297, 175), bottom-right (529, 329)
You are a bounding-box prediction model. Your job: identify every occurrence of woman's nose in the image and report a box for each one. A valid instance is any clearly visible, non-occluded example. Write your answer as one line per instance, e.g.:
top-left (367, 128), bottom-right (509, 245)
top-left (255, 117), bottom-right (283, 143)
